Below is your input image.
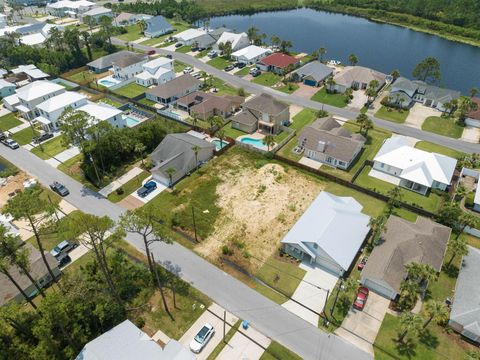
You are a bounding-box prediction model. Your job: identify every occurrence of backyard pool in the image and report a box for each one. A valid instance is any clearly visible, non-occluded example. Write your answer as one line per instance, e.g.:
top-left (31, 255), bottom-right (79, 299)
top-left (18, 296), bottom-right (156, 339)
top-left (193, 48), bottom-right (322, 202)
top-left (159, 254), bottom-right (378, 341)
top-left (98, 76), bottom-right (121, 88)
top-left (240, 137), bottom-right (265, 148)
top-left (99, 79), bottom-right (117, 87)
top-left (124, 116), bottom-right (140, 127)
top-left (212, 139), bottom-right (229, 150)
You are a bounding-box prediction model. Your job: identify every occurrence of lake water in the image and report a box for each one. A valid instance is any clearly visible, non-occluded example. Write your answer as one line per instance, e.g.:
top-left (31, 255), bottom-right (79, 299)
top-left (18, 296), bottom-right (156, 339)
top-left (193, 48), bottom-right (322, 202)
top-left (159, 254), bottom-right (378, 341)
top-left (210, 8), bottom-right (480, 94)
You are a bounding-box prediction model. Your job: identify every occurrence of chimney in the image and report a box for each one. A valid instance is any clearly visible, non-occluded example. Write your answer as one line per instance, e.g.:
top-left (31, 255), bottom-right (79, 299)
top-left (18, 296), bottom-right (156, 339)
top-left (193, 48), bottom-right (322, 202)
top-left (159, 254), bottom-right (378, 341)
top-left (317, 140), bottom-right (326, 152)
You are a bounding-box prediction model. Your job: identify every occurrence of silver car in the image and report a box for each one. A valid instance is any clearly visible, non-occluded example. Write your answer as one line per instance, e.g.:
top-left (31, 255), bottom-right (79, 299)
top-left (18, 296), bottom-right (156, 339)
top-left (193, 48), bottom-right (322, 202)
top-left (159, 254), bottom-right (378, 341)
top-left (189, 323), bottom-right (214, 353)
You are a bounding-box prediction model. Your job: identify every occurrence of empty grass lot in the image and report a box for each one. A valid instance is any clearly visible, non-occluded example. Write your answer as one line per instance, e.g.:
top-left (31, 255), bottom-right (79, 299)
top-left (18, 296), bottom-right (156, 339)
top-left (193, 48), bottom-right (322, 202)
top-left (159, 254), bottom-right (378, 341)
top-left (116, 24), bottom-right (144, 42)
top-left (421, 116), bottom-right (464, 138)
top-left (374, 106), bottom-right (410, 123)
top-left (310, 87), bottom-right (348, 108)
top-left (207, 56), bottom-right (232, 69)
top-left (414, 141), bottom-right (465, 159)
top-left (0, 113), bottom-right (22, 131)
top-left (113, 82), bottom-right (146, 98)
top-left (252, 72), bottom-right (281, 87)
top-left (11, 127), bottom-right (38, 145)
top-left (107, 170), bottom-right (150, 203)
top-left (31, 136), bottom-right (68, 160)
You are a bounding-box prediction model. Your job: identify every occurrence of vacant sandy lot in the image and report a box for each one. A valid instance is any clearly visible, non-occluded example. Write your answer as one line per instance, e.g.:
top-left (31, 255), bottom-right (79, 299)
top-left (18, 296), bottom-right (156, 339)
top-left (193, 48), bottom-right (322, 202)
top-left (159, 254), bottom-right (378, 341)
top-left (196, 155), bottom-right (323, 270)
top-left (0, 171), bottom-right (31, 208)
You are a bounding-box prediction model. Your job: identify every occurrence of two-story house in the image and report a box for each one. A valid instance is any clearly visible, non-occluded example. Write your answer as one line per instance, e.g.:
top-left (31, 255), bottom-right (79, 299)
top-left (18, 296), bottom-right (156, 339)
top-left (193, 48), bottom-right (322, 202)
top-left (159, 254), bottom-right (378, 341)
top-left (15, 80), bottom-right (65, 121)
top-left (35, 91), bottom-right (87, 131)
top-left (135, 57), bottom-right (175, 87)
top-left (112, 53), bottom-right (148, 81)
top-left (145, 74), bottom-right (201, 105)
top-left (231, 93), bottom-right (289, 134)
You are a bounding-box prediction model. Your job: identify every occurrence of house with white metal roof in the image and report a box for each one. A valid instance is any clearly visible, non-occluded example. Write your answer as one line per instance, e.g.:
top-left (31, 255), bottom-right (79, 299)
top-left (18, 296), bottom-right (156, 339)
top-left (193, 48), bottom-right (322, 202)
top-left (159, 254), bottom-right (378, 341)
top-left (15, 80), bottom-right (66, 120)
top-left (78, 102), bottom-right (125, 128)
top-left (80, 6), bottom-right (113, 24)
top-left (0, 79), bottom-right (16, 98)
top-left (213, 31), bottom-right (249, 52)
top-left (135, 57), bottom-right (175, 87)
top-left (173, 28), bottom-right (207, 46)
top-left (35, 91), bottom-right (87, 131)
top-left (372, 136), bottom-right (457, 195)
top-left (281, 191), bottom-right (370, 276)
top-left (12, 64), bottom-right (49, 81)
top-left (47, 0), bottom-right (95, 17)
top-left (231, 45), bottom-right (271, 65)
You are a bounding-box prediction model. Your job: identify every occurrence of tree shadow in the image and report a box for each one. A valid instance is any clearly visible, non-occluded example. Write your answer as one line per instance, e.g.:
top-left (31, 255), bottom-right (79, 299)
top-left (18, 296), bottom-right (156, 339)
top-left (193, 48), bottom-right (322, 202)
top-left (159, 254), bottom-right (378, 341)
top-left (419, 329), bottom-right (439, 349)
top-left (395, 337), bottom-right (417, 359)
top-left (443, 265), bottom-right (459, 278)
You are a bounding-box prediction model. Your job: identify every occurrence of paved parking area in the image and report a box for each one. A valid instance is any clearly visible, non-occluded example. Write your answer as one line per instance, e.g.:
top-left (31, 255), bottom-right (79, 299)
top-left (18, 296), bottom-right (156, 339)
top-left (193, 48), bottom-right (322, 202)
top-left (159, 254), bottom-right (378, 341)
top-left (130, 178), bottom-right (167, 204)
top-left (282, 262), bottom-right (338, 326)
top-left (217, 325), bottom-right (271, 360)
top-left (405, 103), bottom-right (439, 128)
top-left (462, 126), bottom-right (480, 143)
top-left (349, 90), bottom-right (368, 110)
top-left (179, 303), bottom-right (238, 360)
top-left (335, 292), bottom-right (390, 356)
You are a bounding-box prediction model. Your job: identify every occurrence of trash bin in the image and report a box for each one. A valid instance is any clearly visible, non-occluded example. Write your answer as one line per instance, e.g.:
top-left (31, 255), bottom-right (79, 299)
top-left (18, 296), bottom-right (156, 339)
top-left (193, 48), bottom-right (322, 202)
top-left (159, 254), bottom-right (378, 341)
top-left (242, 320), bottom-right (249, 330)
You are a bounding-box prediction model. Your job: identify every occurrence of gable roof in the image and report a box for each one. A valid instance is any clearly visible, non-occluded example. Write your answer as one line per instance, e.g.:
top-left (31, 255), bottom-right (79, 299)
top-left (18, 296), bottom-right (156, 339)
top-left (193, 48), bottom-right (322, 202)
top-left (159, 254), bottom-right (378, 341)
top-left (174, 28), bottom-right (207, 42)
top-left (334, 66), bottom-right (387, 87)
top-left (16, 80), bottom-right (65, 101)
top-left (232, 45), bottom-right (271, 61)
top-left (87, 50), bottom-right (136, 70)
top-left (299, 117), bottom-right (365, 162)
top-left (243, 93), bottom-right (289, 116)
top-left (216, 31), bottom-right (248, 49)
top-left (391, 77), bottom-right (461, 103)
top-left (362, 216), bottom-right (451, 293)
top-left (258, 53), bottom-right (299, 68)
top-left (281, 191), bottom-right (370, 271)
top-left (37, 91), bottom-right (86, 113)
top-left (112, 53), bottom-right (147, 68)
top-left (374, 136), bottom-right (457, 187)
top-left (0, 79), bottom-right (15, 89)
top-left (450, 246), bottom-right (480, 338)
top-left (76, 320), bottom-right (195, 360)
top-left (145, 15), bottom-right (173, 34)
top-left (82, 6), bottom-right (111, 16)
top-left (146, 74), bottom-right (201, 99)
top-left (292, 61), bottom-right (333, 82)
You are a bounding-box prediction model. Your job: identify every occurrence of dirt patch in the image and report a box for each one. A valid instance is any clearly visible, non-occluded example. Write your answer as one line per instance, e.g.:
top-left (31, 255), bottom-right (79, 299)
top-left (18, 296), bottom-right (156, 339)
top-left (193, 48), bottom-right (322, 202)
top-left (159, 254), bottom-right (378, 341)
top-left (196, 157), bottom-right (324, 271)
top-left (0, 171), bottom-right (31, 208)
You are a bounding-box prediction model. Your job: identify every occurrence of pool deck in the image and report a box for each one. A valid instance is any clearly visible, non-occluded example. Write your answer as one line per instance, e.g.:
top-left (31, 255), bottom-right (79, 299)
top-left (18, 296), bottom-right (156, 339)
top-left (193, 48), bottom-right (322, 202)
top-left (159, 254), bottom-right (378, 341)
top-left (237, 132), bottom-right (269, 151)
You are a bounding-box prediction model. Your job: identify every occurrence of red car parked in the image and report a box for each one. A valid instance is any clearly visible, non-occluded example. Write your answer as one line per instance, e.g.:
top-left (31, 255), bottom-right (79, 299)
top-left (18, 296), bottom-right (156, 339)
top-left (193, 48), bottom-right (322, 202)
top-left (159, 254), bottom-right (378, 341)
top-left (353, 286), bottom-right (369, 310)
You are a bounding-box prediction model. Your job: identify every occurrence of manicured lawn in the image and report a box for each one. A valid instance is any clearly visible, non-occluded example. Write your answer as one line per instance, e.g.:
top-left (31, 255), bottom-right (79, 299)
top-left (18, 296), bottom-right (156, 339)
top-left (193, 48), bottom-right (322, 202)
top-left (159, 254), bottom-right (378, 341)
top-left (255, 255), bottom-right (305, 299)
top-left (354, 165), bottom-right (444, 212)
top-left (107, 170), bottom-right (150, 202)
top-left (310, 87), bottom-right (348, 108)
top-left (116, 24), bottom-right (143, 42)
top-left (194, 49), bottom-right (209, 58)
top-left (11, 127), bottom-right (38, 145)
top-left (113, 82), bottom-right (146, 98)
top-left (66, 69), bottom-right (96, 84)
top-left (374, 106), bottom-right (410, 123)
top-left (273, 131), bottom-right (290, 144)
top-left (234, 65), bottom-right (253, 76)
top-left (277, 137), bottom-right (303, 161)
top-left (252, 72), bottom-right (282, 87)
top-left (414, 141), bottom-right (465, 159)
top-left (97, 97), bottom-right (123, 108)
top-left (421, 116), bottom-right (464, 139)
top-left (139, 37), bottom-right (163, 46)
top-left (0, 113), bottom-right (22, 131)
top-left (210, 77), bottom-right (238, 96)
top-left (206, 56), bottom-right (232, 69)
top-left (31, 136), bottom-right (68, 160)
top-left (221, 123), bottom-right (246, 139)
top-left (277, 83), bottom-right (299, 94)
top-left (173, 60), bottom-right (188, 73)
top-left (290, 108), bottom-right (317, 131)
top-left (137, 97), bottom-right (156, 107)
top-left (260, 341), bottom-right (302, 360)
top-left (175, 45), bottom-right (191, 53)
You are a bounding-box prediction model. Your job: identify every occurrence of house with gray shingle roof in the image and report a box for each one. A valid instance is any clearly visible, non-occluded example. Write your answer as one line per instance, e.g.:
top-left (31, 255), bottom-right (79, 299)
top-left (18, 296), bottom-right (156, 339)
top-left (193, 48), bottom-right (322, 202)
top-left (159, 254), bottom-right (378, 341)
top-left (298, 117), bottom-right (365, 169)
top-left (333, 66), bottom-right (386, 93)
top-left (361, 216), bottom-right (451, 300)
top-left (449, 246), bottom-right (480, 344)
top-left (145, 74), bottom-right (201, 105)
top-left (291, 61), bottom-right (333, 87)
top-left (87, 51), bottom-right (137, 73)
top-left (388, 77), bottom-right (460, 111)
top-left (144, 16), bottom-right (173, 38)
top-left (112, 53), bottom-right (148, 81)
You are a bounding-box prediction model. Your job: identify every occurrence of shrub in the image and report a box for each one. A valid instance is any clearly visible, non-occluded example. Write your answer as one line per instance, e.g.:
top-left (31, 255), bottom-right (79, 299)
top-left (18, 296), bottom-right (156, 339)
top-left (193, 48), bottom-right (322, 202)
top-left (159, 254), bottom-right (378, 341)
top-left (0, 167), bottom-right (18, 178)
top-left (222, 245), bottom-right (233, 256)
top-left (116, 187), bottom-right (124, 195)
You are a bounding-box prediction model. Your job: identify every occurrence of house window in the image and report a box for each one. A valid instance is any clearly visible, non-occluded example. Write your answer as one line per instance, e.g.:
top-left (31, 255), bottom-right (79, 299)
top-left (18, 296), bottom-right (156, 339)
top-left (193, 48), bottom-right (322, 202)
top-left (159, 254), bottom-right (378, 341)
top-left (313, 243), bottom-right (318, 249)
top-left (380, 163), bottom-right (384, 168)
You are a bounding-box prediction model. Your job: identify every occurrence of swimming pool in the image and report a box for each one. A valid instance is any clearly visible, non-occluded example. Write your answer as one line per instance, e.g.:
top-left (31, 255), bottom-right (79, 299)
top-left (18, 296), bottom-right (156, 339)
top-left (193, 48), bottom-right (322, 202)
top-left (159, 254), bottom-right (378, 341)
top-left (124, 116), bottom-right (140, 127)
top-left (240, 137), bottom-right (264, 148)
top-left (212, 139), bottom-right (228, 150)
top-left (99, 79), bottom-right (117, 87)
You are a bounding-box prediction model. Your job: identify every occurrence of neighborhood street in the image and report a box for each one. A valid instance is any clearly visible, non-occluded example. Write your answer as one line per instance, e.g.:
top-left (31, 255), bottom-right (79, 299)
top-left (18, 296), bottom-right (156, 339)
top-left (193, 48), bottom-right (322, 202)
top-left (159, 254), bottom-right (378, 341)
top-left (0, 145), bottom-right (372, 360)
top-left (112, 38), bottom-right (480, 154)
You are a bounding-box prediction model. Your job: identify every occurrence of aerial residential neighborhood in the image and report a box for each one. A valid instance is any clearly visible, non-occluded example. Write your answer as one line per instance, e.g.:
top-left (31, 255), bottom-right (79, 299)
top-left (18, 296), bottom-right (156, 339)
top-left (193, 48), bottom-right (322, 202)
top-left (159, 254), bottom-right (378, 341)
top-left (0, 1), bottom-right (479, 360)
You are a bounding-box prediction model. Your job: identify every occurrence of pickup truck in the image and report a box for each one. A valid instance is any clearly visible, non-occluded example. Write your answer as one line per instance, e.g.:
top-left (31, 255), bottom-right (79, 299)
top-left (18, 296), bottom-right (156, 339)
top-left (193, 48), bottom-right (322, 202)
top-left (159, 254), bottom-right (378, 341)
top-left (137, 181), bottom-right (157, 198)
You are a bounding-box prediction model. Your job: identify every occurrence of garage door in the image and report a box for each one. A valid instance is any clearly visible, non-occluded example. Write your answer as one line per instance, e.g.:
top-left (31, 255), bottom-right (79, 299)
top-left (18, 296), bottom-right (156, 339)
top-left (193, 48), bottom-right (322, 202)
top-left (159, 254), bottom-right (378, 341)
top-left (304, 79), bottom-right (317, 87)
top-left (363, 279), bottom-right (396, 300)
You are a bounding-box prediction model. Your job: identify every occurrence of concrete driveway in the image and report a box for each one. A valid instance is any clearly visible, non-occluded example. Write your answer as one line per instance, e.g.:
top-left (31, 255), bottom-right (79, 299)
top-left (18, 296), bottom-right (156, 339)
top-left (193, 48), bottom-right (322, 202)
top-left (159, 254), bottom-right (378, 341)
top-left (462, 126), bottom-right (480, 143)
top-left (217, 325), bottom-right (271, 360)
top-left (405, 103), bottom-right (439, 128)
top-left (282, 263), bottom-right (338, 326)
top-left (348, 90), bottom-right (368, 110)
top-left (335, 292), bottom-right (390, 356)
top-left (293, 83), bottom-right (319, 98)
top-left (179, 303), bottom-right (238, 359)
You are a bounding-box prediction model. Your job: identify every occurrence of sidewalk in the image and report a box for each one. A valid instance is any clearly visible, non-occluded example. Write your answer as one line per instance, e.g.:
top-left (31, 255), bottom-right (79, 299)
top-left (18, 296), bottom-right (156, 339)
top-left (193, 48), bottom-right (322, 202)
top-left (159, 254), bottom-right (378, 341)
top-left (9, 122), bottom-right (30, 134)
top-left (98, 167), bottom-right (144, 197)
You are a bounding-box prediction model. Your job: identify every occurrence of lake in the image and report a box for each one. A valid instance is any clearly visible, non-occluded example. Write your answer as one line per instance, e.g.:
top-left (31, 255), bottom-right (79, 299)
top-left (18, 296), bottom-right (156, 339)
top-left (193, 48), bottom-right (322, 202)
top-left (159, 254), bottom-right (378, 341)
top-left (209, 8), bottom-right (480, 94)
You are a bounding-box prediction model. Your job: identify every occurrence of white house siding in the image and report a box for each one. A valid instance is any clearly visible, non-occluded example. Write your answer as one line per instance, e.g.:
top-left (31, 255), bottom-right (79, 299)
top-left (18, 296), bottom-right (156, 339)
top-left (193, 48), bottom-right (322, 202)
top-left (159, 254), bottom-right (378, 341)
top-left (113, 61), bottom-right (147, 81)
top-left (361, 278), bottom-right (397, 300)
top-left (466, 117), bottom-right (480, 128)
top-left (333, 84), bottom-right (348, 93)
top-left (372, 161), bottom-right (403, 176)
top-left (232, 120), bottom-right (256, 134)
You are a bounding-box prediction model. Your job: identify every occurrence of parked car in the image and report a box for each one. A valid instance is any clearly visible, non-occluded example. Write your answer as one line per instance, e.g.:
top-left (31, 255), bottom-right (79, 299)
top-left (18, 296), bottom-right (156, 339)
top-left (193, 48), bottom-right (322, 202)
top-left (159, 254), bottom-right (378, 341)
top-left (137, 181), bottom-right (157, 198)
top-left (249, 68), bottom-right (261, 77)
top-left (357, 256), bottom-right (368, 271)
top-left (34, 132), bottom-right (54, 144)
top-left (191, 44), bottom-right (199, 51)
top-left (207, 50), bottom-right (217, 58)
top-left (2, 138), bottom-right (19, 149)
top-left (0, 132), bottom-right (7, 141)
top-left (190, 323), bottom-right (214, 353)
top-left (175, 42), bottom-right (183, 48)
top-left (353, 286), bottom-right (369, 311)
top-left (235, 62), bottom-right (246, 69)
top-left (166, 54), bottom-right (173, 59)
top-left (147, 49), bottom-right (156, 55)
top-left (183, 67), bottom-right (193, 74)
top-left (50, 181), bottom-right (70, 196)
top-left (224, 65), bottom-right (234, 72)
top-left (50, 240), bottom-right (75, 259)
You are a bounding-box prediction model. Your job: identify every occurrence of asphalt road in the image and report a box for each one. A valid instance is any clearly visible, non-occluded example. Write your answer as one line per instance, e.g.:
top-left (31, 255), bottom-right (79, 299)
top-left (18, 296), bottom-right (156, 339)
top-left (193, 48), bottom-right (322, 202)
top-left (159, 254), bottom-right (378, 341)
top-left (112, 38), bottom-right (480, 154)
top-left (0, 144), bottom-right (372, 360)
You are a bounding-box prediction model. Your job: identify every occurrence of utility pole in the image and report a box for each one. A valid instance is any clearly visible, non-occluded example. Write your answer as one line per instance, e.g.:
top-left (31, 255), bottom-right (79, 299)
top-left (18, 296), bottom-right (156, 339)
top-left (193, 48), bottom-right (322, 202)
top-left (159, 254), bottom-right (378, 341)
top-left (330, 280), bottom-right (344, 317)
top-left (191, 206), bottom-right (198, 243)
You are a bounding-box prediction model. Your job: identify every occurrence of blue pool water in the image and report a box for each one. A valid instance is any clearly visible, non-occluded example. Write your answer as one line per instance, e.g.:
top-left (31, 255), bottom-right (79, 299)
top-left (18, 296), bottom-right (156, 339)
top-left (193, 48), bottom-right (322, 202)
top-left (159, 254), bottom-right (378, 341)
top-left (99, 79), bottom-right (117, 87)
top-left (124, 116), bottom-right (140, 127)
top-left (240, 137), bottom-right (264, 148)
top-left (212, 139), bottom-right (228, 150)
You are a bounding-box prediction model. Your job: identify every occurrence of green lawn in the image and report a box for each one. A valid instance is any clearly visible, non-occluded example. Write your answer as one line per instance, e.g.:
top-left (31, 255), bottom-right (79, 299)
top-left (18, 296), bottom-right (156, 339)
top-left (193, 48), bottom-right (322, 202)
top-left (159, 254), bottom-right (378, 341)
top-left (113, 82), bottom-right (146, 98)
top-left (221, 123), bottom-right (246, 139)
top-left (194, 49), bottom-right (209, 58)
top-left (252, 72), bottom-right (282, 87)
top-left (11, 127), bottom-right (38, 145)
top-left (57, 154), bottom-right (94, 189)
top-left (209, 77), bottom-right (238, 96)
top-left (97, 98), bottom-right (123, 108)
top-left (0, 113), bottom-right (22, 131)
top-left (116, 24), bottom-right (144, 42)
top-left (139, 37), bottom-right (164, 46)
top-left (234, 65), bottom-right (253, 76)
top-left (255, 256), bottom-right (305, 299)
top-left (66, 69), bottom-right (96, 84)
top-left (374, 106), bottom-right (410, 123)
top-left (31, 136), bottom-right (68, 160)
top-left (175, 45), bottom-right (191, 53)
top-left (277, 83), bottom-right (300, 94)
top-left (174, 60), bottom-right (188, 73)
top-left (206, 56), bottom-right (232, 70)
top-left (290, 108), bottom-right (317, 131)
top-left (421, 116), bottom-right (464, 139)
top-left (414, 141), bottom-right (466, 159)
top-left (137, 97), bottom-right (157, 107)
top-left (260, 341), bottom-right (302, 360)
top-left (206, 320), bottom-right (241, 360)
top-left (107, 170), bottom-right (150, 202)
top-left (354, 165), bottom-right (443, 212)
top-left (310, 87), bottom-right (348, 108)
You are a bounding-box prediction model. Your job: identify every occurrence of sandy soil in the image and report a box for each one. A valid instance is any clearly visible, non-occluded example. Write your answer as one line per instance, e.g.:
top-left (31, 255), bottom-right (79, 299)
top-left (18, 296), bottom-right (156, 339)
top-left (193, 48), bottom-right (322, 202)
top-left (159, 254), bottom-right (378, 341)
top-left (196, 157), bottom-right (324, 270)
top-left (0, 171), bottom-right (31, 209)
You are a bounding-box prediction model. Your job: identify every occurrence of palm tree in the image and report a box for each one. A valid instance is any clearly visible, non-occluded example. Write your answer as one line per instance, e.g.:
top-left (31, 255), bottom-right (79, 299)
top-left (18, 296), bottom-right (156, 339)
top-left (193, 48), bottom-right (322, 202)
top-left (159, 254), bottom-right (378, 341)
top-left (165, 167), bottom-right (176, 188)
top-left (262, 135), bottom-right (275, 151)
top-left (137, 19), bottom-right (147, 34)
top-left (247, 26), bottom-right (260, 44)
top-left (398, 312), bottom-right (423, 343)
top-left (458, 213), bottom-right (478, 238)
top-left (470, 87), bottom-right (479, 98)
top-left (134, 143), bottom-right (146, 167)
top-left (348, 54), bottom-right (358, 66)
top-left (344, 88), bottom-right (353, 103)
top-left (368, 215), bottom-right (387, 245)
top-left (216, 129), bottom-right (226, 148)
top-left (271, 35), bottom-right (281, 48)
top-left (280, 40), bottom-right (293, 54)
top-left (387, 186), bottom-right (403, 213)
top-left (218, 40), bottom-right (233, 59)
top-left (319, 47), bottom-right (327, 62)
top-left (457, 97), bottom-right (478, 121)
top-left (363, 117), bottom-right (374, 136)
top-left (446, 236), bottom-right (469, 267)
top-left (391, 69), bottom-right (401, 80)
top-left (423, 301), bottom-right (449, 329)
top-left (355, 113), bottom-right (368, 134)
top-left (326, 76), bottom-right (336, 93)
top-left (192, 145), bottom-right (200, 170)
